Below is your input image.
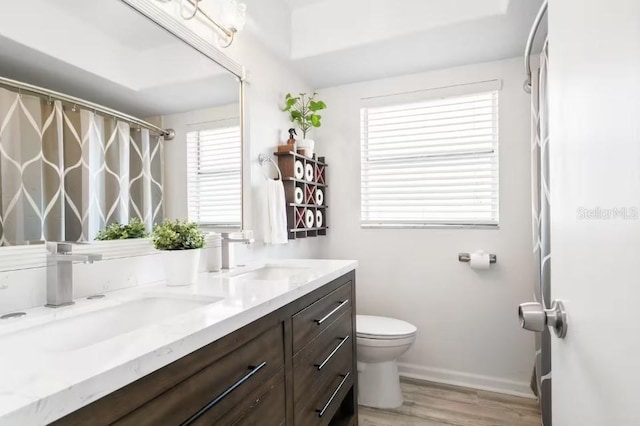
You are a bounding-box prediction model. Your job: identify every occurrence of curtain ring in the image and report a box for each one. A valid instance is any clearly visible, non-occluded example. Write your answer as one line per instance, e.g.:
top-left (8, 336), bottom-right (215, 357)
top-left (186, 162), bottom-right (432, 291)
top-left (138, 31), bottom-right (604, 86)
top-left (180, 0), bottom-right (199, 20)
top-left (218, 30), bottom-right (235, 48)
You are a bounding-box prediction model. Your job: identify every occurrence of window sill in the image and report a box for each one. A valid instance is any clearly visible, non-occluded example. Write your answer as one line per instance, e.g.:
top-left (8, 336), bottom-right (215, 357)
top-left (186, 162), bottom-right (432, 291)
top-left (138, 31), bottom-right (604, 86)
top-left (360, 223), bottom-right (500, 230)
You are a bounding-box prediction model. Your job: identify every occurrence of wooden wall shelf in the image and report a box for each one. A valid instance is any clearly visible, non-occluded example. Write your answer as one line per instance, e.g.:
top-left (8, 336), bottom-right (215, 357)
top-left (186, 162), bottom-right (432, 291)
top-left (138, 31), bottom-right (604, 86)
top-left (275, 151), bottom-right (328, 240)
top-left (282, 177), bottom-right (328, 188)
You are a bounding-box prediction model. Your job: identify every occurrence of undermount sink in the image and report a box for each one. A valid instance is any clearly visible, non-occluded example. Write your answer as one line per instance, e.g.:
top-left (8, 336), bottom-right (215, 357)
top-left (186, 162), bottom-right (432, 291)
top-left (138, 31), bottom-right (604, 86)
top-left (0, 295), bottom-right (222, 353)
top-left (226, 266), bottom-right (311, 281)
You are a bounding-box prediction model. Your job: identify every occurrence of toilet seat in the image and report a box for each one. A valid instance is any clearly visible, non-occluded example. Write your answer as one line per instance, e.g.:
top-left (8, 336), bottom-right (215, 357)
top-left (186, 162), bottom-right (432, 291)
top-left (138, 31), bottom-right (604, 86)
top-left (357, 335), bottom-right (416, 348)
top-left (356, 315), bottom-right (417, 340)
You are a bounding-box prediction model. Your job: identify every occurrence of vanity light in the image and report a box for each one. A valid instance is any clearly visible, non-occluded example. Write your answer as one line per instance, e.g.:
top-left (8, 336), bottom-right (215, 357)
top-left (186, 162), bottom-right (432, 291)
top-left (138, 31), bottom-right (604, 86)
top-left (159, 0), bottom-right (246, 48)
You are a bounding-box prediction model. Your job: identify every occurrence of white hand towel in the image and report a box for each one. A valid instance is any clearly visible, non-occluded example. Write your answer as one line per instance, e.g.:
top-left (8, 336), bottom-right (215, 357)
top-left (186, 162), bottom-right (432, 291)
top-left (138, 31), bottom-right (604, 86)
top-left (266, 179), bottom-right (288, 244)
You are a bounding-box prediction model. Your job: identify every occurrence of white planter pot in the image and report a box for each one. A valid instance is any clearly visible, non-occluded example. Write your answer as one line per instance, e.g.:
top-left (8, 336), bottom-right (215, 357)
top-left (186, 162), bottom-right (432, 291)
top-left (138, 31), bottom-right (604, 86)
top-left (161, 249), bottom-right (201, 286)
top-left (298, 138), bottom-right (315, 158)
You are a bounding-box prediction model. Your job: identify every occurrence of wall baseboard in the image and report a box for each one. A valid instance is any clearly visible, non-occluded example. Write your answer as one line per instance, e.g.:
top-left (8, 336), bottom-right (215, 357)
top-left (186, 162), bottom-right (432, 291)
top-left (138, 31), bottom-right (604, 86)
top-left (398, 362), bottom-right (536, 399)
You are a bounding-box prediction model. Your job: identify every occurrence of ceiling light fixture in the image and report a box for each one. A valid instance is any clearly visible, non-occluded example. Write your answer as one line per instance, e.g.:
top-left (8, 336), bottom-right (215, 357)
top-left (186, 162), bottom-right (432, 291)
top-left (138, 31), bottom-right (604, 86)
top-left (174, 0), bottom-right (246, 48)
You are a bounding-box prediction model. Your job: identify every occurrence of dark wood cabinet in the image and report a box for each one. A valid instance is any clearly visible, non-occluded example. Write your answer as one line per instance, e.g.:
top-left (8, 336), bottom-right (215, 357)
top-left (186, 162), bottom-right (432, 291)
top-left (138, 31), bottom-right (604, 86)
top-left (115, 324), bottom-right (285, 426)
top-left (52, 270), bottom-right (357, 426)
top-left (293, 309), bottom-right (352, 406)
top-left (193, 369), bottom-right (286, 426)
top-left (292, 282), bottom-right (352, 354)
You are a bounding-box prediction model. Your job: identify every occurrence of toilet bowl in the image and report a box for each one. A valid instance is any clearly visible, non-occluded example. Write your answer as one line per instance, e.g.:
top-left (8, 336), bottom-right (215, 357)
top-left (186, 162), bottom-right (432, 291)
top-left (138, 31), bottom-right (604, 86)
top-left (356, 315), bottom-right (417, 409)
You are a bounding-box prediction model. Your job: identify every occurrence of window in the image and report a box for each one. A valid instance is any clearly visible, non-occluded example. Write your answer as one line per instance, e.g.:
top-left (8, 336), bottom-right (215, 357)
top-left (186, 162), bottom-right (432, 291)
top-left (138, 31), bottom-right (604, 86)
top-left (360, 89), bottom-right (499, 227)
top-left (186, 124), bottom-right (242, 228)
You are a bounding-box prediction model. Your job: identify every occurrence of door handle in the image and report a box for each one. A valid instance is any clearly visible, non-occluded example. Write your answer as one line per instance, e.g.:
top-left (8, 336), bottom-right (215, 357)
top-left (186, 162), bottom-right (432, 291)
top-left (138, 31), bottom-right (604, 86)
top-left (518, 300), bottom-right (568, 338)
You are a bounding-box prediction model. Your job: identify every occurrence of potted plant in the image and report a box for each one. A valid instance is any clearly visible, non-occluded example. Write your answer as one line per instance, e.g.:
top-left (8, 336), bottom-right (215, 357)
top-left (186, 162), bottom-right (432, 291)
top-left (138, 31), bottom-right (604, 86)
top-left (95, 218), bottom-right (149, 240)
top-left (283, 92), bottom-right (327, 158)
top-left (152, 219), bottom-right (205, 286)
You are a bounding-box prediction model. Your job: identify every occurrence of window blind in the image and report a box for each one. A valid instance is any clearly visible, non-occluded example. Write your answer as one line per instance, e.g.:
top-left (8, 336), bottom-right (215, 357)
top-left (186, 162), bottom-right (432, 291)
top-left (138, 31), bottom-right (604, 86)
top-left (187, 125), bottom-right (242, 227)
top-left (360, 90), bottom-right (499, 227)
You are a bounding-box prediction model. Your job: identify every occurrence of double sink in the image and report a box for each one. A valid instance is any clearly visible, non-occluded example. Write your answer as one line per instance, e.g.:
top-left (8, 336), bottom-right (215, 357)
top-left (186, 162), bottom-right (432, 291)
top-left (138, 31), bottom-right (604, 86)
top-left (0, 265), bottom-right (309, 354)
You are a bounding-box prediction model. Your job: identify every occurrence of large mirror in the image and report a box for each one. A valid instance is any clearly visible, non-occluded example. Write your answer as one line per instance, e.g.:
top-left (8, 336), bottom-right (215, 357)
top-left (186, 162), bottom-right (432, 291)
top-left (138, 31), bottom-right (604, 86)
top-left (0, 0), bottom-right (243, 246)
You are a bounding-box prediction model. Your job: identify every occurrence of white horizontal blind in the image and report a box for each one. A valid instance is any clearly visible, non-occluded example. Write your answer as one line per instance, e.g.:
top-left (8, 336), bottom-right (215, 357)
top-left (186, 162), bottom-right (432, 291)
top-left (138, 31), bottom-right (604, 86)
top-left (361, 91), bottom-right (499, 227)
top-left (187, 125), bottom-right (242, 227)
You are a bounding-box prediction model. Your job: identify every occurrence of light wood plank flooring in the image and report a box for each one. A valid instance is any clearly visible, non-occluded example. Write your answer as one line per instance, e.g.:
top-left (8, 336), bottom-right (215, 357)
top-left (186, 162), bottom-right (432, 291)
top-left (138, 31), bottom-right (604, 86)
top-left (358, 379), bottom-right (541, 426)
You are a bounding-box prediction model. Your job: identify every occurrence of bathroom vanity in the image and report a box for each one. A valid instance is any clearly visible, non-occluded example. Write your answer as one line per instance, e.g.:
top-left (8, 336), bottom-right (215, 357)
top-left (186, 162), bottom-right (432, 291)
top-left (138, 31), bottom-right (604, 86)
top-left (0, 260), bottom-right (357, 426)
top-left (0, 3), bottom-right (357, 425)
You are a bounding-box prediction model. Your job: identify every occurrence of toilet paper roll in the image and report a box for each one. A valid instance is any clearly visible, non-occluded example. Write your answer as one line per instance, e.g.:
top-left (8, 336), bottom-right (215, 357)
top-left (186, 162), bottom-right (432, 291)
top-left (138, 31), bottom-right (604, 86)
top-left (316, 210), bottom-right (323, 228)
top-left (469, 250), bottom-right (491, 270)
top-left (294, 187), bottom-right (304, 204)
top-left (294, 160), bottom-right (304, 179)
top-left (305, 163), bottom-right (314, 182)
top-left (315, 188), bottom-right (324, 206)
top-left (305, 209), bottom-right (315, 228)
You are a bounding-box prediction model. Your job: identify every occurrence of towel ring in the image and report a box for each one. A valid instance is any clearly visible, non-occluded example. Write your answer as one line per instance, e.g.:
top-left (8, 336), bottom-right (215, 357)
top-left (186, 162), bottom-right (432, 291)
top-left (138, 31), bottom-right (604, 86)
top-left (258, 153), bottom-right (282, 181)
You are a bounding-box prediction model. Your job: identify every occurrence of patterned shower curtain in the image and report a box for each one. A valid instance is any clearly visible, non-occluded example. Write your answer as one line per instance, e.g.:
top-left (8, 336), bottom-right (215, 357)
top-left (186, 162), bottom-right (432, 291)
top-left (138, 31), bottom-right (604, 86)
top-left (0, 87), bottom-right (163, 245)
top-left (531, 41), bottom-right (551, 425)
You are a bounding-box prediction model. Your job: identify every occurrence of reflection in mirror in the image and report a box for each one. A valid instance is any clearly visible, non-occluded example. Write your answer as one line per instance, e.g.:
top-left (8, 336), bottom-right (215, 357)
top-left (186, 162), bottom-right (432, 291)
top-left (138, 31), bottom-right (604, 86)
top-left (0, 80), bottom-right (166, 245)
top-left (163, 103), bottom-right (242, 230)
top-left (0, 0), bottom-right (242, 245)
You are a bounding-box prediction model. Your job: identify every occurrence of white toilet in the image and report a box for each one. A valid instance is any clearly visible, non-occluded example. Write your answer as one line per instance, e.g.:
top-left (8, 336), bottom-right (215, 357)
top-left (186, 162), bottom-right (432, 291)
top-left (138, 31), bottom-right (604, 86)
top-left (356, 315), bottom-right (417, 409)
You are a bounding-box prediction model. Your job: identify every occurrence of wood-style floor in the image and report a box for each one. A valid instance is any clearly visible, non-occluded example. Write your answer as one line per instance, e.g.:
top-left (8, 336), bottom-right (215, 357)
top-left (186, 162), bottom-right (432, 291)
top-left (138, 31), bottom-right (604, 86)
top-left (358, 379), bottom-right (541, 426)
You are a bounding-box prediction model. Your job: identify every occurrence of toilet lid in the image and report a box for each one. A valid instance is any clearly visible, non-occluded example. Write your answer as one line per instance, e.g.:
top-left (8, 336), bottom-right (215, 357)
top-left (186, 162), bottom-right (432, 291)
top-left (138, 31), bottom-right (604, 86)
top-left (356, 315), bottom-right (417, 339)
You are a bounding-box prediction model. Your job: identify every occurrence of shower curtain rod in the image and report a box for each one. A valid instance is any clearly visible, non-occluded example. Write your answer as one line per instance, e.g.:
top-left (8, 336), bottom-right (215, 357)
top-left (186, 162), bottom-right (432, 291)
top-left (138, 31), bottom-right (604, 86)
top-left (523, 0), bottom-right (548, 93)
top-left (0, 75), bottom-right (175, 140)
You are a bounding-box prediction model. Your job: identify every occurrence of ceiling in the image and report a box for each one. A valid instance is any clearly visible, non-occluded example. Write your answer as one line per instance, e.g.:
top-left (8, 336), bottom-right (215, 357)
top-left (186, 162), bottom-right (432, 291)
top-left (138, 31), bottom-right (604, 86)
top-left (0, 0), bottom-right (545, 112)
top-left (242, 0), bottom-right (546, 88)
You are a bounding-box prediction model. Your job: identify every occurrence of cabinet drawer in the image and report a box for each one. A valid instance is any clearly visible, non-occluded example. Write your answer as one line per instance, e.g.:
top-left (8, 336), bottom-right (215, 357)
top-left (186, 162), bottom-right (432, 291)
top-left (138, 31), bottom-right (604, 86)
top-left (292, 282), bottom-right (352, 354)
top-left (293, 308), bottom-right (352, 405)
top-left (115, 324), bottom-right (284, 426)
top-left (196, 369), bottom-right (286, 426)
top-left (295, 361), bottom-right (354, 426)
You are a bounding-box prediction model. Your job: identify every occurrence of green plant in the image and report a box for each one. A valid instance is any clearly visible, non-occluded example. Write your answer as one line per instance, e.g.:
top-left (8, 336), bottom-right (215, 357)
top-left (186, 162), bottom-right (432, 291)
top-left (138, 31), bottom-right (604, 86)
top-left (283, 92), bottom-right (327, 138)
top-left (152, 219), bottom-right (205, 251)
top-left (95, 218), bottom-right (149, 241)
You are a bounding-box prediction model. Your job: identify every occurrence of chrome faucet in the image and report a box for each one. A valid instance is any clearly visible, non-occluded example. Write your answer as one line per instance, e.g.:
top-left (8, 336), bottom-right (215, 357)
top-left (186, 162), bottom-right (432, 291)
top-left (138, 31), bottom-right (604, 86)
top-left (46, 242), bottom-right (103, 308)
top-left (221, 233), bottom-right (254, 270)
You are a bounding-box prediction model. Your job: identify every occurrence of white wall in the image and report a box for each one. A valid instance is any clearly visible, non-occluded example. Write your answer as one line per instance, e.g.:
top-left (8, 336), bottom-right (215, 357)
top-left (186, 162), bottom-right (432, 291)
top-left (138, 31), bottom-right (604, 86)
top-left (228, 33), bottom-right (326, 262)
top-left (316, 57), bottom-right (535, 396)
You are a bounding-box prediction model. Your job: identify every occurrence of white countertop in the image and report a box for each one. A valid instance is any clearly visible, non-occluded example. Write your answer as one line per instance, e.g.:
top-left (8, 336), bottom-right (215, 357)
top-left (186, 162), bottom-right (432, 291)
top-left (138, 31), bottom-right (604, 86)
top-left (0, 259), bottom-right (357, 426)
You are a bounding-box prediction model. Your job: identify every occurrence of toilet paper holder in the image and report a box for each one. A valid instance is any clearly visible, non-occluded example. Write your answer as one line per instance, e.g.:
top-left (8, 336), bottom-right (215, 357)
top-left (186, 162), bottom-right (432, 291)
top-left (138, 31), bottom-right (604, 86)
top-left (458, 253), bottom-right (497, 264)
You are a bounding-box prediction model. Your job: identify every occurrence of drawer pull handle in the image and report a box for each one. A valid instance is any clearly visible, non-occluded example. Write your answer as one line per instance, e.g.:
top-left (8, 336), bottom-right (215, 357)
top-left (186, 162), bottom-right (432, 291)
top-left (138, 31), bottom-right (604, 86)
top-left (316, 372), bottom-right (351, 418)
top-left (314, 299), bottom-right (349, 325)
top-left (315, 335), bottom-right (350, 371)
top-left (181, 361), bottom-right (267, 426)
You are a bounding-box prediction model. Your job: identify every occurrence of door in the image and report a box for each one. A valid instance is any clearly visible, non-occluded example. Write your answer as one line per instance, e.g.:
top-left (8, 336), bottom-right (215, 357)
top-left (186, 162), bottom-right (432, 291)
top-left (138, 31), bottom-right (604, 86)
top-left (547, 0), bottom-right (640, 425)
